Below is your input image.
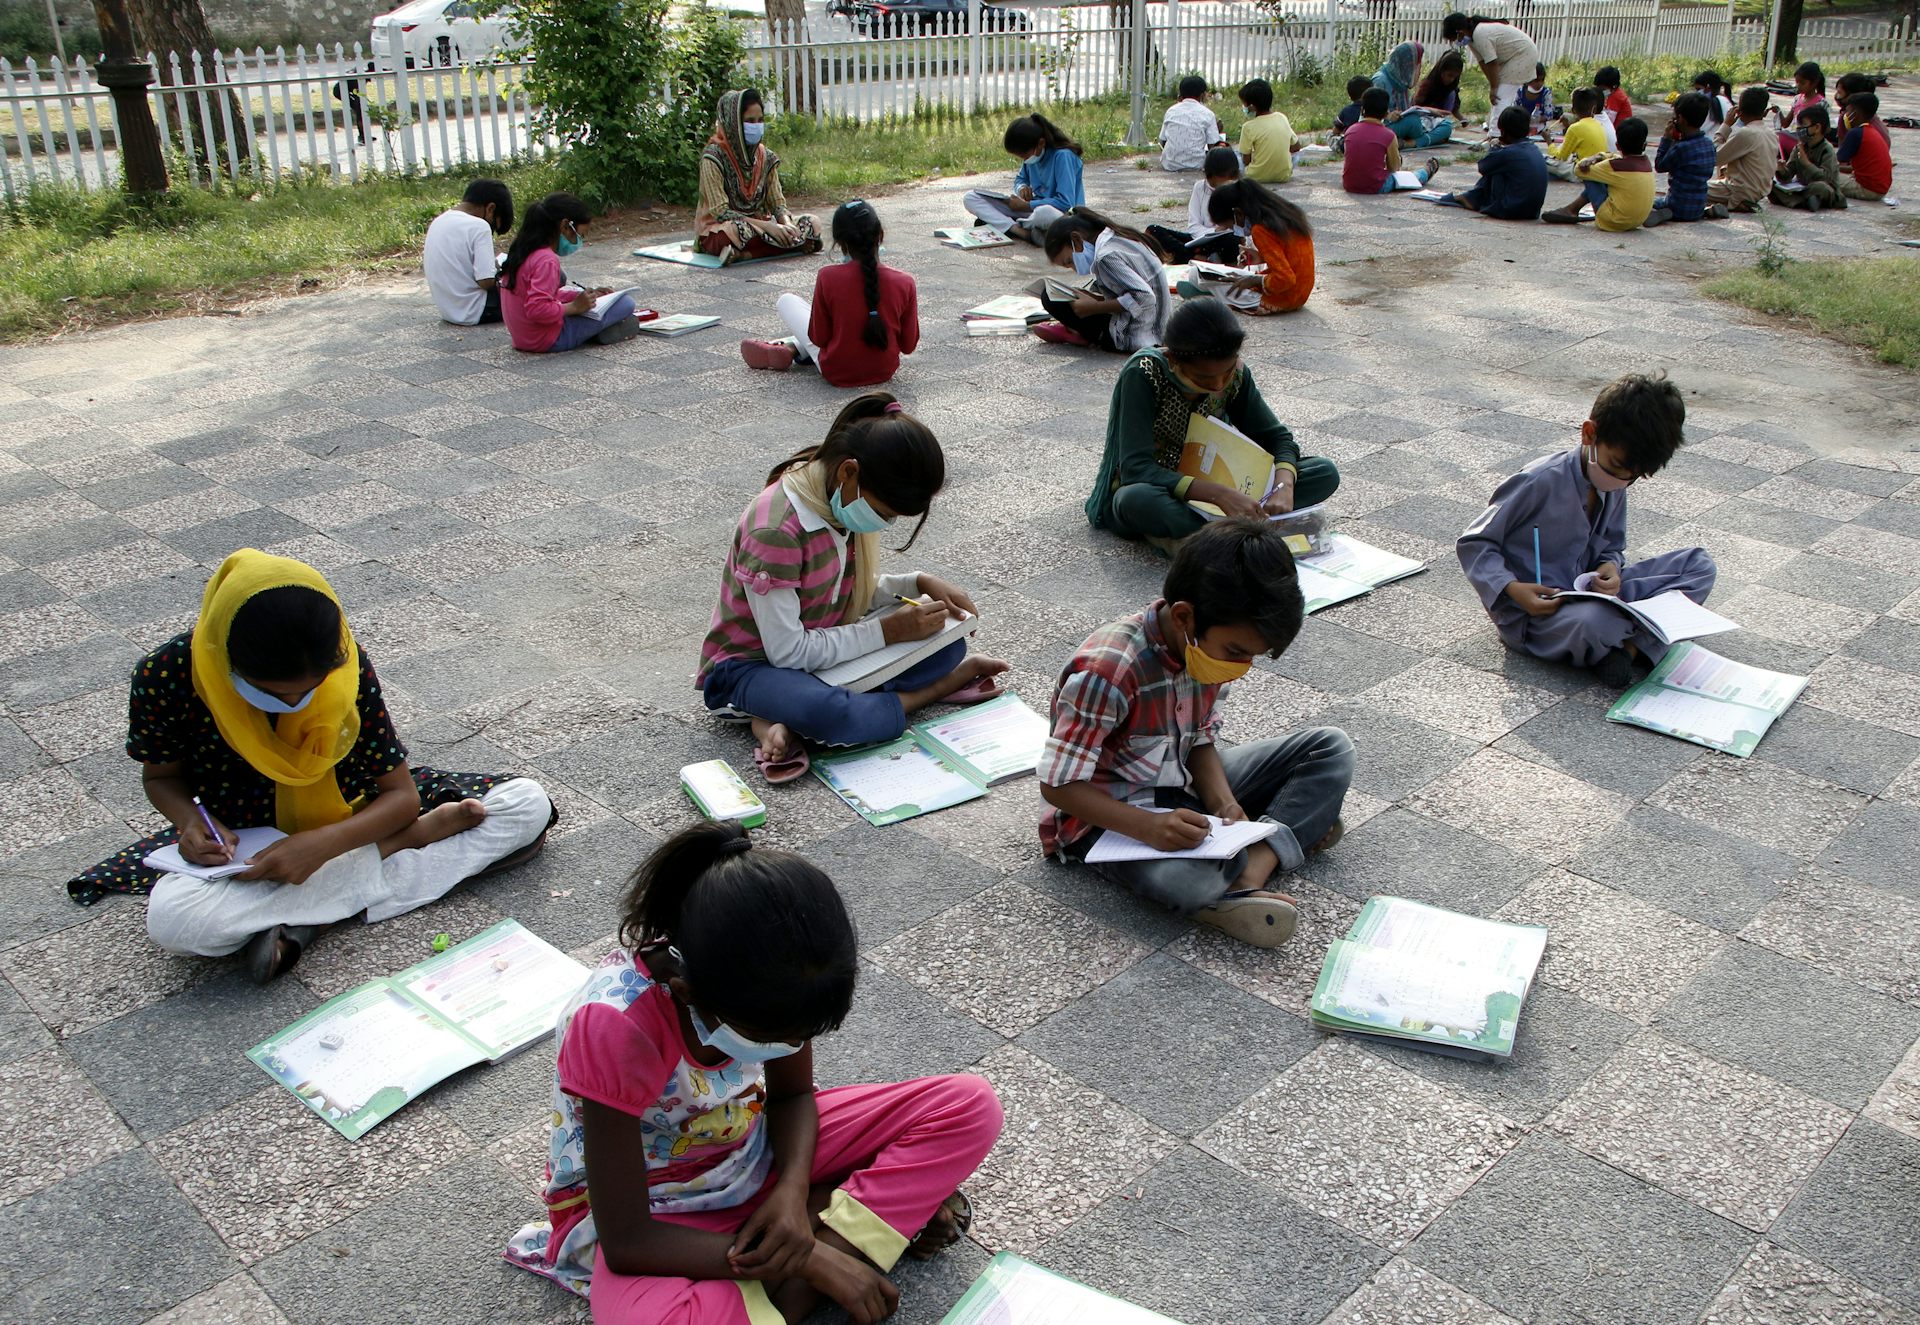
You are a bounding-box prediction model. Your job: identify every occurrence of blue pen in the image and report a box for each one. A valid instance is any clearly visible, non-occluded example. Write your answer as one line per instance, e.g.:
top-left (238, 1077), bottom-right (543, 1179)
top-left (1532, 526), bottom-right (1543, 586)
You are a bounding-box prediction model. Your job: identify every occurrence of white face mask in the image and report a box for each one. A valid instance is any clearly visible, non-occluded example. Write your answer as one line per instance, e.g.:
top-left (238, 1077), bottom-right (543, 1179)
top-left (230, 672), bottom-right (315, 713)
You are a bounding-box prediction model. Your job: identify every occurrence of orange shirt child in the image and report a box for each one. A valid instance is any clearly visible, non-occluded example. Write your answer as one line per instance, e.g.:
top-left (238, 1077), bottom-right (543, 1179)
top-left (1243, 224), bottom-right (1315, 314)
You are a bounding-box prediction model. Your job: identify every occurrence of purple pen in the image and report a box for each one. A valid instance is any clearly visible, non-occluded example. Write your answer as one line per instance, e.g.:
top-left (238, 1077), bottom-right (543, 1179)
top-left (191, 796), bottom-right (229, 858)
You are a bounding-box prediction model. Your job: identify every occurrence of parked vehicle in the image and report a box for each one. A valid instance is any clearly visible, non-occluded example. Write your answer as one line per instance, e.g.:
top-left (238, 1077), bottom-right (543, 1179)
top-left (847, 0), bottom-right (1031, 36)
top-left (369, 0), bottom-right (524, 70)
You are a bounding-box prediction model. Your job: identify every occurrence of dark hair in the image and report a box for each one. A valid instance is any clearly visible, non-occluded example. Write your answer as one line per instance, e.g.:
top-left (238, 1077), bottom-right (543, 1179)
top-left (1178, 74), bottom-right (1208, 101)
top-left (461, 177), bottom-right (514, 235)
top-left (1533, 61), bottom-right (1547, 80)
top-left (1203, 144), bottom-right (1242, 180)
top-left (1208, 179), bottom-right (1311, 240)
top-left (1794, 60), bottom-right (1825, 94)
top-left (1164, 518), bottom-right (1304, 655)
top-left (1239, 78), bottom-right (1274, 114)
top-left (1796, 103), bottom-right (1831, 133)
top-left (1496, 105), bottom-right (1531, 142)
top-left (1736, 86), bottom-right (1771, 120)
top-left (832, 201), bottom-right (888, 352)
top-left (1847, 91), bottom-right (1879, 120)
top-left (1346, 75), bottom-right (1371, 102)
top-left (1414, 50), bottom-right (1465, 106)
top-left (1043, 205), bottom-right (1167, 262)
top-left (618, 822), bottom-right (857, 1041)
top-left (1004, 112), bottom-right (1082, 157)
top-left (1164, 295), bottom-right (1245, 363)
top-left (1570, 86), bottom-right (1600, 117)
top-left (1692, 69), bottom-right (1726, 96)
top-left (1616, 116), bottom-right (1649, 154)
top-left (1590, 371), bottom-right (1686, 476)
top-left (1594, 65), bottom-right (1621, 90)
top-left (739, 87), bottom-right (764, 116)
top-left (1835, 71), bottom-right (1874, 102)
top-left (1440, 12), bottom-right (1474, 40)
top-left (768, 391), bottom-right (945, 549)
top-left (499, 192), bottom-right (591, 291)
top-left (1361, 85), bottom-right (1391, 118)
top-left (1672, 91), bottom-right (1710, 131)
top-left (228, 586), bottom-right (348, 682)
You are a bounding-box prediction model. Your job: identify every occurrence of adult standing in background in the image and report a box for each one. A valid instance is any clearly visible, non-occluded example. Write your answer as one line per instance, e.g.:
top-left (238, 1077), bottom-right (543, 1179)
top-left (1442, 13), bottom-right (1539, 131)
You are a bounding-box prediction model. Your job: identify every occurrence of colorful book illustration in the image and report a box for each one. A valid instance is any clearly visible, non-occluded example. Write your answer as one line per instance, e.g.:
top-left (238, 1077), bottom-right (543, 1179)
top-left (1178, 412), bottom-right (1277, 518)
top-left (635, 313), bottom-right (721, 337)
top-left (1310, 896), bottom-right (1548, 1060)
top-left (247, 920), bottom-right (587, 1140)
top-left (936, 225), bottom-right (1015, 249)
top-left (1295, 533), bottom-right (1427, 614)
top-left (813, 693), bottom-right (1047, 826)
top-left (960, 294), bottom-right (1047, 323)
top-left (1606, 641), bottom-right (1807, 757)
top-left (940, 1252), bottom-right (1187, 1325)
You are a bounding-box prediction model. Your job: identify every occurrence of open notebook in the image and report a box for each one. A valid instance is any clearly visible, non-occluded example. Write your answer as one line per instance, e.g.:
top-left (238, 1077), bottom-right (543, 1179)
top-left (813, 603), bottom-right (979, 692)
top-left (1549, 584), bottom-right (1737, 647)
top-left (1606, 641), bottom-right (1807, 757)
top-left (940, 1253), bottom-right (1188, 1324)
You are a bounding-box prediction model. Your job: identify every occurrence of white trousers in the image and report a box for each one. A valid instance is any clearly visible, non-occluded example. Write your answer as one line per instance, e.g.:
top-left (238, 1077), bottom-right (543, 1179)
top-left (961, 190), bottom-right (1064, 244)
top-left (1488, 82), bottom-right (1524, 130)
top-left (775, 291), bottom-right (820, 362)
top-left (145, 778), bottom-right (553, 957)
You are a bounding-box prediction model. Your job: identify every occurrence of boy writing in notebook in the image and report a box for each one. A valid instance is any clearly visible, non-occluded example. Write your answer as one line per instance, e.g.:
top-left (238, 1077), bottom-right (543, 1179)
top-left (1039, 519), bottom-right (1353, 950)
top-left (1456, 372), bottom-right (1717, 688)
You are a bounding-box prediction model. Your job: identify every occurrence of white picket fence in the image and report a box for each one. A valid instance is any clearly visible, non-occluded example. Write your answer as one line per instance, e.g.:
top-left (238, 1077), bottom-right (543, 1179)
top-left (0, 2), bottom-right (1914, 191)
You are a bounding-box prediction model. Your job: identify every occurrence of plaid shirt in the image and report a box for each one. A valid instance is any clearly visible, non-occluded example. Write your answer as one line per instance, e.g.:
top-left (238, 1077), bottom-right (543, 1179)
top-left (1655, 129), bottom-right (1716, 220)
top-left (1038, 602), bottom-right (1225, 855)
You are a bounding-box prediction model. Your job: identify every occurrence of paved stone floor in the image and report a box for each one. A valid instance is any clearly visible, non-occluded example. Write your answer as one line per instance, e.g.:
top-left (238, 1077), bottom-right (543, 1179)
top-left (4, 92), bottom-right (1920, 1325)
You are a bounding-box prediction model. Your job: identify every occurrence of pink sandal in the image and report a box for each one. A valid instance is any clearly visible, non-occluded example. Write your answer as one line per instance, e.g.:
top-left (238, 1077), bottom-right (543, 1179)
top-left (944, 677), bottom-right (1005, 705)
top-left (740, 339), bottom-right (797, 371)
top-left (753, 744), bottom-right (811, 785)
top-left (1031, 321), bottom-right (1090, 347)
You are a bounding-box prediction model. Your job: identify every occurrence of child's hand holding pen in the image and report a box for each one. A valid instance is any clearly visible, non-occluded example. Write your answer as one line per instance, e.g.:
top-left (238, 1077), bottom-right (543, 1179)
top-left (881, 596), bottom-right (951, 644)
top-left (181, 796), bottom-right (236, 866)
top-left (1138, 807), bottom-right (1213, 853)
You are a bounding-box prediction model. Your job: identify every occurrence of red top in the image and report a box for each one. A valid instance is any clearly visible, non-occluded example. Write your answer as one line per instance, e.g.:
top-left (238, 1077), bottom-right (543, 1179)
top-left (500, 246), bottom-right (566, 353)
top-left (1604, 87), bottom-right (1632, 124)
top-left (808, 261), bottom-right (920, 388)
top-left (1842, 120), bottom-right (1894, 195)
top-left (1342, 120), bottom-right (1397, 194)
top-left (1246, 225), bottom-right (1315, 312)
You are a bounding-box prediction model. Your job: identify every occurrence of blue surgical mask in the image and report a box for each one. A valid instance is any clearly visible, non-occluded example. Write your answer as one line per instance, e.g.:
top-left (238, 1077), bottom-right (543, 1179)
top-left (688, 1004), bottom-right (801, 1064)
top-left (829, 485), bottom-right (895, 536)
top-left (743, 121), bottom-right (765, 147)
top-left (1071, 244), bottom-right (1094, 276)
top-left (230, 672), bottom-right (314, 714)
top-left (555, 225), bottom-right (581, 258)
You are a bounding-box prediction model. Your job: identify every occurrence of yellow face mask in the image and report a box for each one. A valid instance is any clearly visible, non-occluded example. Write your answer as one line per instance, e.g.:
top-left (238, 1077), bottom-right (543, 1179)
top-left (1183, 636), bottom-right (1252, 685)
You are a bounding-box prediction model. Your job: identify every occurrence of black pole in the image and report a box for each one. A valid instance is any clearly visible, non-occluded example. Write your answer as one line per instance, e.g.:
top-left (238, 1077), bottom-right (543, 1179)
top-left (89, 0), bottom-right (168, 194)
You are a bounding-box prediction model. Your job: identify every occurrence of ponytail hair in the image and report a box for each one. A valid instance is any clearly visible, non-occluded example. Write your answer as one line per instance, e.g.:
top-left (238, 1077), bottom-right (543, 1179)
top-left (1004, 112), bottom-right (1083, 157)
top-left (499, 191), bottom-right (591, 292)
top-left (767, 390), bottom-right (945, 552)
top-left (618, 821), bottom-right (857, 1041)
top-left (1042, 205), bottom-right (1167, 262)
top-left (1207, 179), bottom-right (1311, 240)
top-left (833, 200), bottom-right (889, 352)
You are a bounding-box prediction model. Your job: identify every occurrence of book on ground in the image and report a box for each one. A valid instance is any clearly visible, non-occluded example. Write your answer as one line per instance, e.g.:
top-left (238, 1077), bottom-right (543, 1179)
top-left (961, 294), bottom-right (1047, 323)
top-left (1084, 811), bottom-right (1279, 864)
top-left (247, 920), bottom-right (587, 1140)
top-left (1310, 896), bottom-right (1548, 1060)
top-left (1409, 189), bottom-right (1452, 202)
top-left (935, 225), bottom-right (1014, 249)
top-left (1191, 259), bottom-right (1261, 283)
top-left (1606, 640), bottom-right (1807, 756)
top-left (812, 603), bottom-right (980, 692)
top-left (144, 826), bottom-right (286, 881)
top-left (814, 693), bottom-right (1047, 826)
top-left (966, 318), bottom-right (1032, 336)
top-left (1550, 585), bottom-right (1736, 646)
top-left (1291, 533), bottom-right (1428, 614)
top-left (940, 1252), bottom-right (1187, 1325)
top-left (635, 313), bottom-right (720, 337)
top-left (970, 189), bottom-right (1013, 203)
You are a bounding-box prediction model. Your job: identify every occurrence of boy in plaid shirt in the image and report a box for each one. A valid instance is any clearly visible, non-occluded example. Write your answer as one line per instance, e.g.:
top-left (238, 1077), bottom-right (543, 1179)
top-left (1646, 92), bottom-right (1717, 226)
top-left (1038, 519), bottom-right (1352, 948)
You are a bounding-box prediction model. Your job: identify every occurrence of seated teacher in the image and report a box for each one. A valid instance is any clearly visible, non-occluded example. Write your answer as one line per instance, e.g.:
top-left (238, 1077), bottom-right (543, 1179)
top-left (1085, 296), bottom-right (1339, 548)
top-left (67, 550), bottom-right (557, 984)
top-left (696, 88), bottom-right (823, 265)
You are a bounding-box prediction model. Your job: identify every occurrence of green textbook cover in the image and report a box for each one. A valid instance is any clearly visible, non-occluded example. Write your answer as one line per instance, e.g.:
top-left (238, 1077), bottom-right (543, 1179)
top-left (1293, 534), bottom-right (1428, 615)
top-left (939, 1252), bottom-right (1188, 1324)
top-left (1606, 641), bottom-right (1807, 758)
top-left (1309, 897), bottom-right (1548, 1060)
top-left (813, 694), bottom-right (1047, 826)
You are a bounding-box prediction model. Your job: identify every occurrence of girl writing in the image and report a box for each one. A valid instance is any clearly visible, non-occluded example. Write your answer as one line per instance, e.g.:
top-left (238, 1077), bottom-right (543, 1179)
top-left (1031, 207), bottom-right (1171, 353)
top-left (961, 113), bottom-right (1086, 244)
top-left (1412, 50), bottom-right (1472, 130)
top-left (1206, 180), bottom-right (1315, 316)
top-left (500, 193), bottom-right (641, 353)
top-left (697, 89), bottom-right (823, 265)
top-left (697, 392), bottom-right (1008, 783)
top-left (1084, 296), bottom-right (1341, 548)
top-left (505, 821), bottom-right (1004, 1324)
top-left (741, 200), bottom-right (920, 386)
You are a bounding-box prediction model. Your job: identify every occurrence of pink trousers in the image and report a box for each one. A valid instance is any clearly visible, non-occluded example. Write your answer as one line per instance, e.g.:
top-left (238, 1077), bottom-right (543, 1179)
top-left (589, 1074), bottom-right (1004, 1325)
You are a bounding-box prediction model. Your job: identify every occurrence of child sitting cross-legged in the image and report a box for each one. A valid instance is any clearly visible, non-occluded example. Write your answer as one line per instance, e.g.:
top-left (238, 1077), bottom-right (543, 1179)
top-left (1543, 116), bottom-right (1654, 230)
top-left (1436, 106), bottom-right (1548, 219)
top-left (1456, 371), bottom-right (1717, 688)
top-left (1039, 518), bottom-right (1353, 949)
top-left (1772, 104), bottom-right (1844, 211)
top-left (1342, 86), bottom-right (1441, 195)
top-left (1705, 86), bottom-right (1779, 216)
top-left (1146, 146), bottom-right (1245, 264)
top-left (1545, 87), bottom-right (1611, 181)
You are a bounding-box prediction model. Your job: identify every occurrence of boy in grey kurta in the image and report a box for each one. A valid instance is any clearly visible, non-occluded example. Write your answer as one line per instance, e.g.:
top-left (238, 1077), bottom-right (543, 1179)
top-left (1772, 104), bottom-right (1846, 211)
top-left (1456, 373), bottom-right (1717, 688)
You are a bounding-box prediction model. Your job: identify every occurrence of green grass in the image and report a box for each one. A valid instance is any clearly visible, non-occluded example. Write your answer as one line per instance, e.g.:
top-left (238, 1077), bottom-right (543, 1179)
top-left (1705, 256), bottom-right (1920, 367)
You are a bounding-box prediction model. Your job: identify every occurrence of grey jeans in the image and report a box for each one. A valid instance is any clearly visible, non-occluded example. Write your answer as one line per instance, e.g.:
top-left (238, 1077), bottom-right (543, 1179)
top-left (1083, 728), bottom-right (1354, 913)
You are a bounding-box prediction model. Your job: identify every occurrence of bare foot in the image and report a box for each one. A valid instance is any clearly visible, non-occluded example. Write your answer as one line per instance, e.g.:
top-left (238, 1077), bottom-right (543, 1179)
top-left (907, 1192), bottom-right (972, 1260)
top-left (380, 798), bottom-right (486, 858)
top-left (751, 718), bottom-right (800, 765)
top-left (946, 654), bottom-right (1010, 696)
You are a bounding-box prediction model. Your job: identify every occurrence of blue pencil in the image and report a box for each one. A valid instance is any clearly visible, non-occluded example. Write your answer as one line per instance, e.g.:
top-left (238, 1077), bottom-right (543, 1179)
top-left (1532, 526), bottom-right (1542, 585)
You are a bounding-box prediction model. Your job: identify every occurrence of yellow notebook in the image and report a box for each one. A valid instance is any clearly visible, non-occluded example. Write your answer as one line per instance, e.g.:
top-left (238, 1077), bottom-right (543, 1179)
top-left (1177, 412), bottom-right (1275, 518)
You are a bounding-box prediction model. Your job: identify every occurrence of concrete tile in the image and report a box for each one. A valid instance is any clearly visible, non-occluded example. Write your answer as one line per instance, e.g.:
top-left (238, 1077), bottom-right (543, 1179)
top-left (1407, 748), bottom-right (1632, 865)
top-left (1812, 523), bottom-right (1920, 578)
top-left (1304, 807), bottom-right (1540, 915)
top-left (1268, 617), bottom-right (1424, 696)
top-left (1742, 868), bottom-right (1920, 1004)
top-left (1866, 1039), bottom-right (1920, 1146)
top-left (0, 1044), bottom-right (137, 1204)
top-left (798, 822), bottom-right (1007, 951)
top-left (1802, 654), bottom-right (1920, 738)
top-left (37, 537), bottom-right (192, 596)
top-left (811, 959), bottom-right (1002, 1091)
top-left (1312, 701), bottom-right (1481, 802)
top-left (1819, 800), bottom-right (1920, 902)
top-left (142, 1275), bottom-right (292, 1325)
top-left (1717, 583), bottom-right (1877, 652)
top-left (1701, 1242), bottom-right (1920, 1325)
top-left (291, 891), bottom-right (507, 1002)
top-left (1358, 657), bottom-right (1559, 744)
top-left (0, 900), bottom-right (215, 1036)
top-left (1648, 759), bottom-right (1866, 859)
top-left (1763, 551), bottom-right (1920, 614)
top-left (1198, 1039), bottom-right (1524, 1250)
top-left (1773, 1121), bottom-right (1920, 1311)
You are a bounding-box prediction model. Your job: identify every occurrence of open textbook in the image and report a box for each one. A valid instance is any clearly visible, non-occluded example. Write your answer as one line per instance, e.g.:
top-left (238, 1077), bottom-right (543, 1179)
top-left (813, 601), bottom-right (980, 692)
top-left (144, 826), bottom-right (286, 881)
top-left (935, 225), bottom-right (1015, 249)
top-left (1295, 533), bottom-right (1428, 614)
top-left (940, 1253), bottom-right (1188, 1325)
top-left (1607, 641), bottom-right (1808, 757)
top-left (961, 294), bottom-right (1047, 324)
top-left (1310, 897), bottom-right (1548, 1060)
top-left (813, 693), bottom-right (1047, 826)
top-left (635, 313), bottom-right (721, 337)
top-left (1178, 412), bottom-right (1280, 518)
top-left (247, 921), bottom-right (587, 1140)
top-left (1552, 579), bottom-right (1738, 646)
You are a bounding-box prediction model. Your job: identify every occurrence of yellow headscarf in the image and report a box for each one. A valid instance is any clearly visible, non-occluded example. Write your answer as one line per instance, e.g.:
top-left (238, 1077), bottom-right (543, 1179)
top-left (189, 549), bottom-right (363, 834)
top-left (783, 458), bottom-right (881, 620)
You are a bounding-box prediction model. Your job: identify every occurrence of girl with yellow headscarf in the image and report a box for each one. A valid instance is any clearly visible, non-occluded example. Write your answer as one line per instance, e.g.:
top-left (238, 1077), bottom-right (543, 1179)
top-left (69, 550), bottom-right (556, 984)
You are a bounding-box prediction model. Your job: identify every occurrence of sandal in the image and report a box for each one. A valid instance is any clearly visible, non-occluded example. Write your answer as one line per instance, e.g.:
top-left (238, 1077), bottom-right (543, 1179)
top-left (1192, 893), bottom-right (1297, 948)
top-left (472, 800), bottom-right (562, 881)
top-left (908, 1191), bottom-right (974, 1260)
top-left (243, 923), bottom-right (318, 985)
top-left (943, 676), bottom-right (1004, 706)
top-left (753, 744), bottom-right (811, 785)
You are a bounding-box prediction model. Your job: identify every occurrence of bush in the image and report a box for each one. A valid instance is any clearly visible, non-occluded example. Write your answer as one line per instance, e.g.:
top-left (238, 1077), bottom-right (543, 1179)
top-left (500, 0), bottom-right (743, 209)
top-left (0, 0), bottom-right (99, 62)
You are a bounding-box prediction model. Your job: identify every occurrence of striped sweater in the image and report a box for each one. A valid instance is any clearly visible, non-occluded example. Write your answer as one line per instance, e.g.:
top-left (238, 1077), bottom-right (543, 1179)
top-left (697, 481), bottom-right (861, 684)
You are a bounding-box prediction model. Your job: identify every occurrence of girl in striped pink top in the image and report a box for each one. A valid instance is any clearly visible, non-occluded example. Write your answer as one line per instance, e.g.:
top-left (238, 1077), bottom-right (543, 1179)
top-left (698, 392), bottom-right (1007, 783)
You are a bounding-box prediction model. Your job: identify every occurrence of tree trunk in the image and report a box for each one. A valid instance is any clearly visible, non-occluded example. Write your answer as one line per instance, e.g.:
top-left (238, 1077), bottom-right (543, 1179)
top-left (766, 0), bottom-right (817, 117)
top-left (1774, 0), bottom-right (1806, 65)
top-left (1108, 0), bottom-right (1164, 97)
top-left (127, 0), bottom-right (252, 171)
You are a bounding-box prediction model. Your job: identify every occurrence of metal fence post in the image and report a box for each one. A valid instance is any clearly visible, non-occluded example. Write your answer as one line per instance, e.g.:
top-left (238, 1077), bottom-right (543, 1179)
top-left (1126, 0), bottom-right (1147, 144)
top-left (383, 17), bottom-right (417, 172)
top-left (1763, 0), bottom-right (1783, 69)
top-left (1647, 0), bottom-right (1663, 55)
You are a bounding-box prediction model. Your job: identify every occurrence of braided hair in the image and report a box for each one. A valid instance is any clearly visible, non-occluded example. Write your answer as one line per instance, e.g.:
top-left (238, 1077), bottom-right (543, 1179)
top-left (833, 200), bottom-right (889, 351)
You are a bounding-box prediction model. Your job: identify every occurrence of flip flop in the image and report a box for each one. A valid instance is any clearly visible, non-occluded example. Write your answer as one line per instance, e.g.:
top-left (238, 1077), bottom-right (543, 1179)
top-left (243, 923), bottom-right (318, 985)
top-left (753, 745), bottom-right (811, 785)
top-left (909, 1191), bottom-right (975, 1259)
top-left (1031, 321), bottom-right (1090, 347)
top-left (1192, 894), bottom-right (1297, 948)
top-left (944, 676), bottom-right (1004, 705)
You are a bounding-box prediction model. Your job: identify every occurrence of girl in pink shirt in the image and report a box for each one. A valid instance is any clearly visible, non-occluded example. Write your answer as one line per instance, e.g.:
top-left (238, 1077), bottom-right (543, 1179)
top-left (498, 192), bottom-right (640, 353)
top-left (505, 821), bottom-right (1004, 1325)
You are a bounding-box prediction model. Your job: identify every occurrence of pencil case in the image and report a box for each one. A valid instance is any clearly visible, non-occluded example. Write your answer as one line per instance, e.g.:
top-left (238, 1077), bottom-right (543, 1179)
top-left (680, 759), bottom-right (767, 829)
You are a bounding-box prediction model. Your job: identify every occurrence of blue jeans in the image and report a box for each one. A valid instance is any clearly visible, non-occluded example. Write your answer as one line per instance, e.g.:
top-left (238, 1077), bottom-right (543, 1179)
top-left (1582, 180), bottom-right (1609, 209)
top-left (1078, 729), bottom-right (1354, 913)
top-left (1378, 166), bottom-right (1431, 193)
top-left (549, 293), bottom-right (636, 352)
top-left (702, 640), bottom-right (968, 747)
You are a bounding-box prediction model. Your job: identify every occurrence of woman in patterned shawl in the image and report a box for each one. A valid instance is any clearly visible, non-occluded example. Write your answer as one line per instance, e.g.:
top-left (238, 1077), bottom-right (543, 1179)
top-left (695, 88), bottom-right (822, 264)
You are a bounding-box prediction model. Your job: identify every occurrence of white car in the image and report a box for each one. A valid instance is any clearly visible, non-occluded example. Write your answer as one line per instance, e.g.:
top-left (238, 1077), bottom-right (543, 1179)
top-left (369, 0), bottom-right (523, 70)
